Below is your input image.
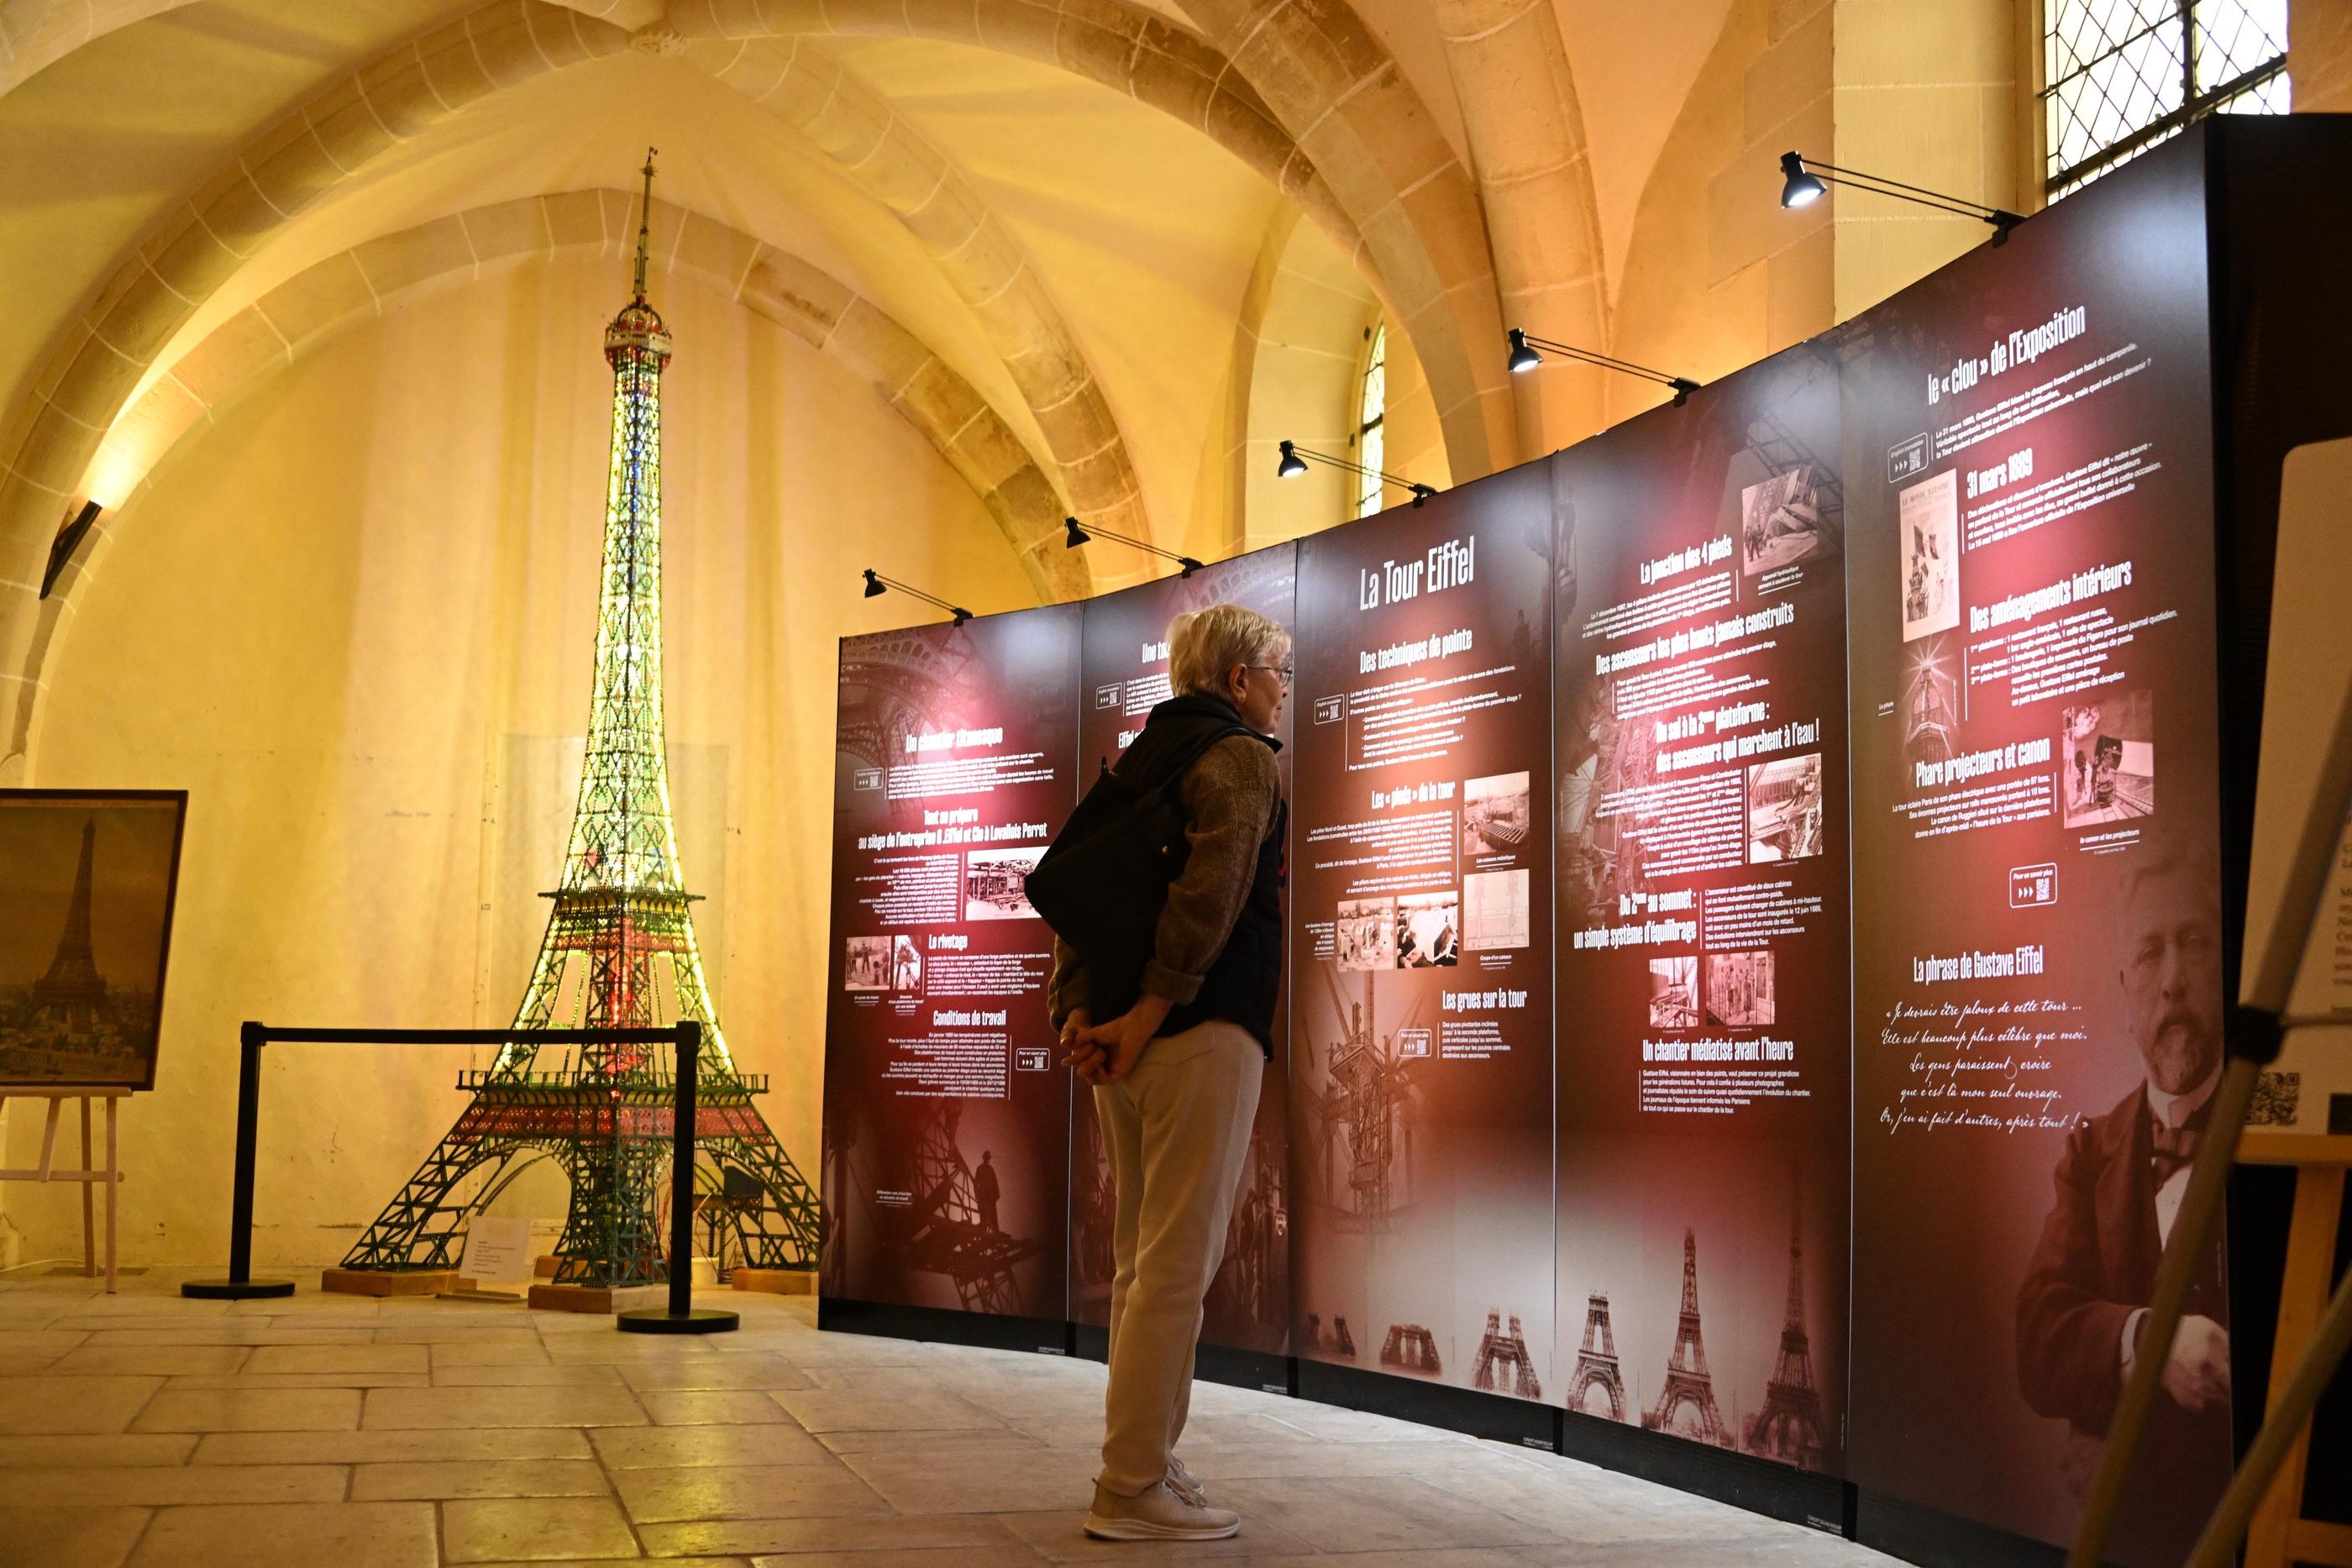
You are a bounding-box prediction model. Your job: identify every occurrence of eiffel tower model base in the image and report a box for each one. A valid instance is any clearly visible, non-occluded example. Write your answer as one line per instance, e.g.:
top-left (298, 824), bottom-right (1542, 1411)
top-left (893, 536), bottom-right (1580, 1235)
top-left (727, 1268), bottom-right (816, 1296)
top-left (319, 1267), bottom-right (457, 1298)
top-left (529, 1280), bottom-right (672, 1314)
top-left (328, 1068), bottom-right (819, 1308)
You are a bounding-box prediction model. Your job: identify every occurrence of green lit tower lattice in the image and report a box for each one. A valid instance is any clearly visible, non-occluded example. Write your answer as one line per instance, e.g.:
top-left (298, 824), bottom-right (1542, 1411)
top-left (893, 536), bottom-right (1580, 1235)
top-left (340, 151), bottom-right (819, 1290)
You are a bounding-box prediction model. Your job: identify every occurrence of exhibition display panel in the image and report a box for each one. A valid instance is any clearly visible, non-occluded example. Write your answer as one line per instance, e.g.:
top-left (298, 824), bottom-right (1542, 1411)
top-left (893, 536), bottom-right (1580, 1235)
top-left (1068, 549), bottom-right (1300, 1361)
top-left (1288, 464), bottom-right (1557, 1399)
top-left (820, 120), bottom-right (2350, 1565)
top-left (1840, 137), bottom-right (2230, 1565)
top-left (821, 606), bottom-right (1083, 1327)
top-left (1550, 344), bottom-right (1851, 1474)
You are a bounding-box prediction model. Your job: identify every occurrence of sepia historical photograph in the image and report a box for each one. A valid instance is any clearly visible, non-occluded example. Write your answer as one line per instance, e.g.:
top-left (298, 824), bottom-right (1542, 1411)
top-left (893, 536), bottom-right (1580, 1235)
top-left (963, 846), bottom-right (1042, 920)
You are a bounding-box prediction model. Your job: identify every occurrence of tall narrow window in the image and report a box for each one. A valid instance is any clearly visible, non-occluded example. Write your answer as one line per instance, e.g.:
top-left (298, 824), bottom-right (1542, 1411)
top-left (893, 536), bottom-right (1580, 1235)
top-left (2042, 0), bottom-right (2288, 197)
top-left (1355, 323), bottom-right (1386, 520)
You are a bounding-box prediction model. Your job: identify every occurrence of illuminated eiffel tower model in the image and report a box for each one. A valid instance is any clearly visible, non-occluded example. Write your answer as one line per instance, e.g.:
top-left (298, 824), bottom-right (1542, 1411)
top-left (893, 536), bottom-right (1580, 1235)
top-left (1641, 1229), bottom-right (1733, 1446)
top-left (1744, 1169), bottom-right (1830, 1468)
top-left (334, 154), bottom-right (818, 1303)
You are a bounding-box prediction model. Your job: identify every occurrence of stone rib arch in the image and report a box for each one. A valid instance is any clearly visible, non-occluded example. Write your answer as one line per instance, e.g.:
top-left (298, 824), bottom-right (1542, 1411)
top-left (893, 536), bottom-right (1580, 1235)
top-left (0, 0), bottom-right (653, 100)
top-left (679, 34), bottom-right (1152, 550)
top-left (14, 188), bottom-right (1086, 766)
top-left (0, 0), bottom-right (163, 100)
top-left (662, 0), bottom-right (1355, 248)
top-left (1434, 0), bottom-right (1612, 457)
top-left (11, 0), bottom-right (1530, 499)
top-left (666, 0), bottom-right (1520, 482)
top-left (1171, 0), bottom-right (1520, 480)
top-left (0, 1), bottom-right (630, 753)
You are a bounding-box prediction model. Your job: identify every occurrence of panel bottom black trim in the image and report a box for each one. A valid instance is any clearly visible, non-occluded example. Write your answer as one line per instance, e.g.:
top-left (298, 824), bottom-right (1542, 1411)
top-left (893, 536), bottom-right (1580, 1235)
top-left (1855, 1490), bottom-right (2066, 1568)
top-left (816, 1296), bottom-right (1073, 1357)
top-left (1296, 1358), bottom-right (1556, 1448)
top-left (1072, 1325), bottom-right (1291, 1397)
top-left (1555, 1409), bottom-right (1851, 1534)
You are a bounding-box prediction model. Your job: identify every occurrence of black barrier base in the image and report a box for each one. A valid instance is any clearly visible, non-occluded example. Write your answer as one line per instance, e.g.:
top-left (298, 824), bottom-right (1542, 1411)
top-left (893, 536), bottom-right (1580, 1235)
top-left (1557, 1408), bottom-right (1851, 1534)
top-left (1296, 1357), bottom-right (1557, 1449)
top-left (181, 1278), bottom-right (295, 1299)
top-left (1854, 1491), bottom-right (2064, 1568)
top-left (819, 1295), bottom-right (1074, 1357)
top-left (1073, 1324), bottom-right (1289, 1398)
top-left (617, 1306), bottom-right (739, 1335)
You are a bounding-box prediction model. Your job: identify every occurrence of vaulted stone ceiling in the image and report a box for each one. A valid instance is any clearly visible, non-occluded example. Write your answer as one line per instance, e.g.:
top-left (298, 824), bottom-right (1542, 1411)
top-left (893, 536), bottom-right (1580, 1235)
top-left (0, 0), bottom-right (1746, 764)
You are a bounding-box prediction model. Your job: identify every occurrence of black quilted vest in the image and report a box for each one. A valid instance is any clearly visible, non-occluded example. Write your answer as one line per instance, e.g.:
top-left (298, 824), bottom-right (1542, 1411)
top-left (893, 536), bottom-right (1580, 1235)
top-left (1090, 695), bottom-right (1284, 1056)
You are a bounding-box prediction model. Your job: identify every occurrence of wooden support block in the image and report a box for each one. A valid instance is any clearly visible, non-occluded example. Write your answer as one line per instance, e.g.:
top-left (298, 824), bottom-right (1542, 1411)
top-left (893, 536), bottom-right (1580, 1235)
top-left (728, 1267), bottom-right (816, 1296)
top-left (320, 1267), bottom-right (459, 1298)
top-left (527, 1281), bottom-right (669, 1314)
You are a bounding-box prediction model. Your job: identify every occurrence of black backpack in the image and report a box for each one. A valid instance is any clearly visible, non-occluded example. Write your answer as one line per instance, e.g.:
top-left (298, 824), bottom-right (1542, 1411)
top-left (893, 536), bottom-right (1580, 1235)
top-left (1026, 723), bottom-right (1256, 1000)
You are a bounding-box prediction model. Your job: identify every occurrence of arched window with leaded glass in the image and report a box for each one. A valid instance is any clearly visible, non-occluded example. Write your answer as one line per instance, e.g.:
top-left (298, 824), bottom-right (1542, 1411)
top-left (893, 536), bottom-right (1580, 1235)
top-left (2041, 0), bottom-right (2288, 198)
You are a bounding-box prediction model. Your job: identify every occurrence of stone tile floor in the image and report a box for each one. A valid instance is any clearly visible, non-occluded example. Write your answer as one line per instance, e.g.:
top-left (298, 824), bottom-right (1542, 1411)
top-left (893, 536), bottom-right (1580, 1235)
top-left (0, 1269), bottom-right (1903, 1567)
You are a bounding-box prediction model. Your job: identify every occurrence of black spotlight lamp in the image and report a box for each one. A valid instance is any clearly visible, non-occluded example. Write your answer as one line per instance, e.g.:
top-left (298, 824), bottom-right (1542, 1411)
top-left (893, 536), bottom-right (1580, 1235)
top-left (1778, 151), bottom-right (1827, 207)
top-left (1505, 328), bottom-right (1700, 406)
top-left (1275, 439), bottom-right (1437, 507)
top-left (861, 568), bottom-right (970, 627)
top-left (1778, 150), bottom-right (2024, 243)
top-left (1063, 516), bottom-right (1202, 578)
top-left (40, 497), bottom-right (104, 600)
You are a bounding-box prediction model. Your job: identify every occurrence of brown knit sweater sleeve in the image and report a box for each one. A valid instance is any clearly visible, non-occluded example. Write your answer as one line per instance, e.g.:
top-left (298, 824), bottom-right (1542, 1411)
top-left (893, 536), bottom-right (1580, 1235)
top-left (1047, 932), bottom-right (1089, 1030)
top-left (1143, 734), bottom-right (1280, 1004)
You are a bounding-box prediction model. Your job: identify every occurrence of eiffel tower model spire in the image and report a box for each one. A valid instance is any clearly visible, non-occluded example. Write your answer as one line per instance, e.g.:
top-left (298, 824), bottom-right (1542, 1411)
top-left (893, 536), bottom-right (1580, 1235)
top-left (336, 151), bottom-right (818, 1296)
top-left (33, 819), bottom-right (108, 1016)
top-left (1642, 1228), bottom-right (1732, 1446)
top-left (1744, 1167), bottom-right (1830, 1467)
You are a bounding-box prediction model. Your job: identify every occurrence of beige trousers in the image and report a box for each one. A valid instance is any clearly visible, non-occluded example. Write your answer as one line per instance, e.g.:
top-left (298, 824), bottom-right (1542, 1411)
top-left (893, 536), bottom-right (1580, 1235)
top-left (1093, 1019), bottom-right (1264, 1497)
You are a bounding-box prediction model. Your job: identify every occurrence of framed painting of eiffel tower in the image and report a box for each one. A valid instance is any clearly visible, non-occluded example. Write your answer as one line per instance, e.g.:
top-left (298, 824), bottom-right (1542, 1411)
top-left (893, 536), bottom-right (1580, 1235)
top-left (0, 789), bottom-right (188, 1091)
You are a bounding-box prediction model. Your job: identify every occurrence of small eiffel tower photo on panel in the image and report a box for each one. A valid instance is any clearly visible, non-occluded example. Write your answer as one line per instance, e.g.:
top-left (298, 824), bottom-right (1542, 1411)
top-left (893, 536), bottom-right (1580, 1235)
top-left (0, 789), bottom-right (189, 1091)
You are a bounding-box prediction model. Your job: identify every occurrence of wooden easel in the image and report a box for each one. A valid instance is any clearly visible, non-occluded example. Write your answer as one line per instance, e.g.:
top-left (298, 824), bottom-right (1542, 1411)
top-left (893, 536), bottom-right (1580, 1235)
top-left (0, 1088), bottom-right (126, 1293)
top-left (2238, 1128), bottom-right (2352, 1568)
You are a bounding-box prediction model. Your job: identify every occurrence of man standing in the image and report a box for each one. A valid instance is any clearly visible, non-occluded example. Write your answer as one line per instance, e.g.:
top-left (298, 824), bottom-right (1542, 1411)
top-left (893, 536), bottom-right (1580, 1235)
top-left (1047, 604), bottom-right (1290, 1544)
top-left (973, 1150), bottom-right (1000, 1235)
top-left (2016, 833), bottom-right (2232, 1565)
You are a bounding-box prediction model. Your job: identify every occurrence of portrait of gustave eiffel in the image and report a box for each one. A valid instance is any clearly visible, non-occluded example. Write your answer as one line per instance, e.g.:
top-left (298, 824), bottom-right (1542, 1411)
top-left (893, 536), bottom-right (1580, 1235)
top-left (2015, 832), bottom-right (2231, 1563)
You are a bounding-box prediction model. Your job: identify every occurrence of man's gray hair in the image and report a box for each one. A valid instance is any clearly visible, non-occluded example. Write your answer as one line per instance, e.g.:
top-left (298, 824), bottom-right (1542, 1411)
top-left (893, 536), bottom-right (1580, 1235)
top-left (1168, 604), bottom-right (1289, 698)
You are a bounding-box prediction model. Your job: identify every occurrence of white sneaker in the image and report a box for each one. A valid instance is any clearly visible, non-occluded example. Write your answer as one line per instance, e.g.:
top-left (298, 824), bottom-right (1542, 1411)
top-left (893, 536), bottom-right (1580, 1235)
top-left (1083, 1479), bottom-right (1242, 1540)
top-left (1166, 1455), bottom-right (1208, 1506)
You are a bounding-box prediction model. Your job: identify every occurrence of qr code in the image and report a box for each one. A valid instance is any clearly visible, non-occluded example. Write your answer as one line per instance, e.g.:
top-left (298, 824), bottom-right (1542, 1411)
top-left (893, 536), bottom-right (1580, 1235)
top-left (2247, 1070), bottom-right (2301, 1127)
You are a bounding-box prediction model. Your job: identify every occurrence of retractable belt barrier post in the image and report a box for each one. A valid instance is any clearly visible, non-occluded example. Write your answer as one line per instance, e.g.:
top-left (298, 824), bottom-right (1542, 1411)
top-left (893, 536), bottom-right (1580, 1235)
top-left (181, 1021), bottom-right (738, 1333)
top-left (618, 1021), bottom-right (739, 1335)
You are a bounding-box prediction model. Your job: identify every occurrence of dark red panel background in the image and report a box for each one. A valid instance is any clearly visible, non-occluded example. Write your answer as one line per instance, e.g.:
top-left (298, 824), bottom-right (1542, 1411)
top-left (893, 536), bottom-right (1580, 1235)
top-left (1288, 465), bottom-right (1556, 1398)
top-left (1549, 346), bottom-right (1852, 1473)
top-left (821, 606), bottom-right (1081, 1319)
top-left (1840, 139), bottom-right (2229, 1560)
top-left (1067, 547), bottom-right (1299, 1356)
